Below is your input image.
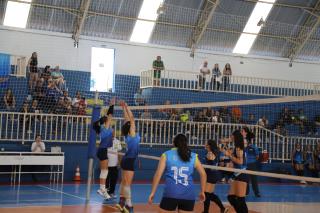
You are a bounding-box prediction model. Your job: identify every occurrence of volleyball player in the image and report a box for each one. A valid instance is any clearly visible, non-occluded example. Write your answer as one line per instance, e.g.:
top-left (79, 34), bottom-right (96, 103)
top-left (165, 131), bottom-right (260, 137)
top-left (148, 133), bottom-right (206, 213)
top-left (219, 139), bottom-right (233, 183)
top-left (203, 139), bottom-right (227, 213)
top-left (292, 143), bottom-right (306, 184)
top-left (304, 144), bottom-right (316, 177)
top-left (224, 130), bottom-right (249, 213)
top-left (93, 99), bottom-right (115, 199)
top-left (314, 143), bottom-right (320, 178)
top-left (116, 101), bottom-right (140, 213)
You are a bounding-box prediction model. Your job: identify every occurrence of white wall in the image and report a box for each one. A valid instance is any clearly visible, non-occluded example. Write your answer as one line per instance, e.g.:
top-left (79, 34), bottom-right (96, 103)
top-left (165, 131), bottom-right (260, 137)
top-left (0, 27), bottom-right (319, 83)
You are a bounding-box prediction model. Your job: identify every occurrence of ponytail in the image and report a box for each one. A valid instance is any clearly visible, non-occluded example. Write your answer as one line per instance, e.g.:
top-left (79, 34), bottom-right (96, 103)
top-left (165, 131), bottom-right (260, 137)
top-left (173, 134), bottom-right (191, 162)
top-left (92, 116), bottom-right (108, 134)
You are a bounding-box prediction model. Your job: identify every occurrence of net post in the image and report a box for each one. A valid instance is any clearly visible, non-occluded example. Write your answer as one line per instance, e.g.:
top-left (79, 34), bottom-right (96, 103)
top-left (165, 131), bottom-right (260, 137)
top-left (86, 158), bottom-right (94, 202)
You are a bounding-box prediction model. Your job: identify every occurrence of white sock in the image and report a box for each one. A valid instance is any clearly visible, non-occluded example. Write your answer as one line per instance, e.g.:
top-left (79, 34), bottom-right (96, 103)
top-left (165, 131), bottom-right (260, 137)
top-left (100, 184), bottom-right (105, 191)
top-left (126, 198), bottom-right (132, 207)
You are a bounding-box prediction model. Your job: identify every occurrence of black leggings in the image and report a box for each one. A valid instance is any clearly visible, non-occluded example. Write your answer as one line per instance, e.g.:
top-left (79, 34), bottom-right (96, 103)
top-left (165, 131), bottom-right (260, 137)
top-left (105, 166), bottom-right (119, 194)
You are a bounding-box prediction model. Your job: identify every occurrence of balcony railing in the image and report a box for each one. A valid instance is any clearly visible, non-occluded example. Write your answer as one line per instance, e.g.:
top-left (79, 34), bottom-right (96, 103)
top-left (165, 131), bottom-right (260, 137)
top-left (0, 112), bottom-right (318, 162)
top-left (140, 69), bottom-right (320, 97)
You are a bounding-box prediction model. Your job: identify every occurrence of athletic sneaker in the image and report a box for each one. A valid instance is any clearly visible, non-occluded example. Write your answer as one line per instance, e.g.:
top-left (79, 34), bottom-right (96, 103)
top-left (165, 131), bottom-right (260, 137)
top-left (97, 189), bottom-right (111, 200)
top-left (116, 197), bottom-right (126, 212)
top-left (123, 205), bottom-right (134, 213)
top-left (109, 193), bottom-right (117, 199)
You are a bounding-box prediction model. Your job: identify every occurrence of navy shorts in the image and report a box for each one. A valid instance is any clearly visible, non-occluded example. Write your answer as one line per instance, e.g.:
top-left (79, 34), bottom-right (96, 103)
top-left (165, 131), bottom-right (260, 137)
top-left (121, 157), bottom-right (136, 171)
top-left (97, 148), bottom-right (108, 161)
top-left (160, 197), bottom-right (195, 211)
top-left (206, 169), bottom-right (222, 184)
top-left (234, 173), bottom-right (249, 183)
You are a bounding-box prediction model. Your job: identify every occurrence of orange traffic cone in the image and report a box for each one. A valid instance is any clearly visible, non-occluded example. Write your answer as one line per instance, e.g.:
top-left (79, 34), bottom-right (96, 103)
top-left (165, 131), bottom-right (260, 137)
top-left (73, 165), bottom-right (81, 182)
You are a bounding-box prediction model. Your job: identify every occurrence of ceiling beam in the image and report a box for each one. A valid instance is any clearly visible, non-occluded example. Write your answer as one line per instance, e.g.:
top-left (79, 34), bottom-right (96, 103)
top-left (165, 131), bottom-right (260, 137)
top-left (72, 0), bottom-right (91, 47)
top-left (287, 0), bottom-right (320, 62)
top-left (188, 0), bottom-right (220, 57)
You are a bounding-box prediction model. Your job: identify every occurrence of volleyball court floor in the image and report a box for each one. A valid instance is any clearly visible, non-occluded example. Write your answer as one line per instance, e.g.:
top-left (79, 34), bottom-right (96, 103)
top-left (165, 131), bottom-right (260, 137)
top-left (0, 183), bottom-right (319, 213)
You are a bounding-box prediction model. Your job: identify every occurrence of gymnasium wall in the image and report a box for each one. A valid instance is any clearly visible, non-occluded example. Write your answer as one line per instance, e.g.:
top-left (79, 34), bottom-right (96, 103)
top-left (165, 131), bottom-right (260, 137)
top-left (0, 27), bottom-right (320, 83)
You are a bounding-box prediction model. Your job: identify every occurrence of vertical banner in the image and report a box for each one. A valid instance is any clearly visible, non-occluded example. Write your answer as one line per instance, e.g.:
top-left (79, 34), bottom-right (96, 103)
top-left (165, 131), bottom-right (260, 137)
top-left (87, 105), bottom-right (101, 159)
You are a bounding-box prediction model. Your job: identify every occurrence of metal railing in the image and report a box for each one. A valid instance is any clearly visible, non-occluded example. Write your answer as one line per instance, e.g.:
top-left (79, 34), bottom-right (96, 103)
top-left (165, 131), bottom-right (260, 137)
top-left (0, 112), bottom-right (318, 162)
top-left (140, 69), bottom-right (320, 97)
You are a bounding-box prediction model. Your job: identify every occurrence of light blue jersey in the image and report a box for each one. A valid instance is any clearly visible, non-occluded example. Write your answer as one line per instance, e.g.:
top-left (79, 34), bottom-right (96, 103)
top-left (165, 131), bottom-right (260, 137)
top-left (99, 126), bottom-right (113, 148)
top-left (162, 149), bottom-right (198, 200)
top-left (124, 134), bottom-right (140, 158)
top-left (294, 150), bottom-right (303, 164)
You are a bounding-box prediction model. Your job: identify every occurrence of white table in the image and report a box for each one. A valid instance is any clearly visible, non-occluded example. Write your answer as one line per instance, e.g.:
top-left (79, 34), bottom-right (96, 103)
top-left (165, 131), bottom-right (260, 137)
top-left (0, 152), bottom-right (64, 185)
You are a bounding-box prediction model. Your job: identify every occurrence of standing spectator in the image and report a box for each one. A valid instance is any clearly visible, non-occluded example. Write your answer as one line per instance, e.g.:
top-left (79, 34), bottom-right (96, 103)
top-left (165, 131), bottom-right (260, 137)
top-left (78, 97), bottom-right (87, 115)
top-left (152, 56), bottom-right (164, 86)
top-left (257, 116), bottom-right (269, 128)
top-left (199, 61), bottom-right (210, 90)
top-left (30, 135), bottom-right (45, 181)
top-left (105, 131), bottom-right (122, 198)
top-left (279, 107), bottom-right (293, 125)
top-left (27, 52), bottom-right (38, 90)
top-left (41, 65), bottom-right (51, 80)
top-left (211, 63), bottom-right (222, 90)
top-left (46, 78), bottom-right (62, 113)
top-left (231, 105), bottom-right (242, 123)
top-left (3, 89), bottom-right (16, 111)
top-left (134, 89), bottom-right (145, 106)
top-left (20, 102), bottom-right (31, 134)
top-left (222, 63), bottom-right (232, 91)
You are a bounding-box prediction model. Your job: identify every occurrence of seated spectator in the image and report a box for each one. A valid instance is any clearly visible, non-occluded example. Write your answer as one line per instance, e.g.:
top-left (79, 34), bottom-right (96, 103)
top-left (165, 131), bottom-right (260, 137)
top-left (211, 63), bottom-right (222, 90)
top-left (280, 107), bottom-right (293, 125)
top-left (33, 78), bottom-right (46, 108)
top-left (231, 105), bottom-right (242, 123)
top-left (62, 93), bottom-right (72, 115)
top-left (141, 108), bottom-right (152, 120)
top-left (222, 63), bottom-right (232, 91)
top-left (211, 111), bottom-right (222, 123)
top-left (78, 97), bottom-right (87, 115)
top-left (20, 102), bottom-right (31, 133)
top-left (30, 99), bottom-right (41, 114)
top-left (219, 106), bottom-right (231, 123)
top-left (257, 116), bottom-right (269, 128)
top-left (198, 61), bottom-right (210, 90)
top-left (30, 135), bottom-right (45, 181)
top-left (247, 113), bottom-right (256, 125)
top-left (46, 78), bottom-right (62, 113)
top-left (274, 125), bottom-right (288, 136)
top-left (55, 98), bottom-right (67, 114)
top-left (27, 52), bottom-right (38, 91)
top-left (134, 89), bottom-right (145, 106)
top-left (41, 65), bottom-right (51, 80)
top-left (51, 66), bottom-right (66, 91)
top-left (3, 89), bottom-right (16, 111)
top-left (159, 100), bottom-right (171, 119)
top-left (152, 56), bottom-right (164, 86)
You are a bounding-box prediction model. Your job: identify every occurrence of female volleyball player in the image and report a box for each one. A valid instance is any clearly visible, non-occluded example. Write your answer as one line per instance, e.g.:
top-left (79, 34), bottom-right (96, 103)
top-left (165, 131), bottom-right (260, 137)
top-left (93, 99), bottom-right (115, 199)
top-left (148, 133), bottom-right (206, 213)
top-left (116, 101), bottom-right (140, 213)
top-left (304, 144), bottom-right (315, 177)
top-left (224, 130), bottom-right (249, 213)
top-left (292, 143), bottom-right (305, 183)
top-left (203, 139), bottom-right (227, 213)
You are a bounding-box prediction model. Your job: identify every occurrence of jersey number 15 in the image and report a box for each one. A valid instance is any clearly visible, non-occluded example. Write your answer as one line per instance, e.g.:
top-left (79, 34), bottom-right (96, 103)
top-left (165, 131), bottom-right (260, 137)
top-left (171, 166), bottom-right (189, 186)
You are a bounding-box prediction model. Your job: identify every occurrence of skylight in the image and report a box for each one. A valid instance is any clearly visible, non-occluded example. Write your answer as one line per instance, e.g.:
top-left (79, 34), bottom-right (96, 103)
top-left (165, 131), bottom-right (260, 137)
top-left (233, 0), bottom-right (276, 54)
top-left (130, 0), bottom-right (164, 43)
top-left (4, 0), bottom-right (32, 28)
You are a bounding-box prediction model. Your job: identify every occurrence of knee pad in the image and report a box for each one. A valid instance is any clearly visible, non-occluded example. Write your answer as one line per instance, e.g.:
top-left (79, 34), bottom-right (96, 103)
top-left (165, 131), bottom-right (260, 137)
top-left (123, 186), bottom-right (131, 199)
top-left (100, 169), bottom-right (108, 179)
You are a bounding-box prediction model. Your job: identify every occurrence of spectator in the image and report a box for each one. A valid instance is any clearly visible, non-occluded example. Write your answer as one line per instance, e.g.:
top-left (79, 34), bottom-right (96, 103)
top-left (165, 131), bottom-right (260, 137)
top-left (33, 78), bottom-right (46, 109)
top-left (152, 56), bottom-right (164, 86)
top-left (3, 89), bottom-right (16, 111)
top-left (296, 109), bottom-right (308, 134)
top-left (247, 113), bottom-right (256, 125)
top-left (274, 125), bottom-right (288, 136)
top-left (280, 107), bottom-right (293, 125)
top-left (41, 65), bottom-right (51, 80)
top-left (20, 102), bottom-right (31, 133)
top-left (51, 66), bottom-right (66, 91)
top-left (231, 105), bottom-right (242, 123)
top-left (30, 135), bottom-right (45, 182)
top-left (27, 52), bottom-right (38, 90)
top-left (211, 63), bottom-right (222, 90)
top-left (78, 97), bottom-right (87, 115)
top-left (199, 61), bottom-right (210, 90)
top-left (222, 63), bottom-right (232, 91)
top-left (46, 78), bottom-right (62, 113)
top-left (141, 108), bottom-right (152, 120)
top-left (134, 89), bottom-right (145, 106)
top-left (219, 106), bottom-right (231, 123)
top-left (159, 100), bottom-right (171, 119)
top-left (211, 111), bottom-right (222, 123)
top-left (257, 116), bottom-right (269, 128)
top-left (55, 98), bottom-right (67, 114)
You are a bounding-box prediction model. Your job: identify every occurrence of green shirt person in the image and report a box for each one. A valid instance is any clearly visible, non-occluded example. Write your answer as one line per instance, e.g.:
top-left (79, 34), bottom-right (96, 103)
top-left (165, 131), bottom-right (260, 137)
top-left (152, 56), bottom-right (164, 86)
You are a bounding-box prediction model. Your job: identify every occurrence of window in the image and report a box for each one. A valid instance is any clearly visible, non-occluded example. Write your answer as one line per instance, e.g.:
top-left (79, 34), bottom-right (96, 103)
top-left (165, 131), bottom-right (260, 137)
top-left (4, 0), bottom-right (32, 28)
top-left (90, 47), bottom-right (115, 92)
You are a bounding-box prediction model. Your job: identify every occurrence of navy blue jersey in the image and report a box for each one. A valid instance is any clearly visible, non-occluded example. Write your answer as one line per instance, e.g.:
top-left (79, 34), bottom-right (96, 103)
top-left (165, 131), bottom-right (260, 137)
top-left (162, 149), bottom-right (198, 200)
top-left (293, 150), bottom-right (303, 164)
top-left (233, 148), bottom-right (247, 170)
top-left (124, 133), bottom-right (140, 158)
top-left (99, 126), bottom-right (113, 148)
top-left (305, 151), bottom-right (313, 164)
top-left (245, 144), bottom-right (259, 164)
